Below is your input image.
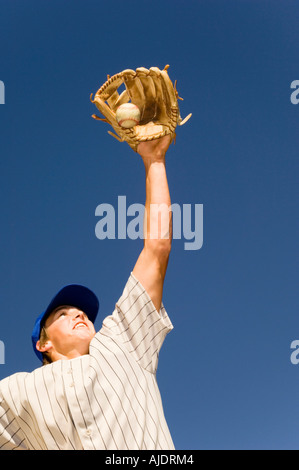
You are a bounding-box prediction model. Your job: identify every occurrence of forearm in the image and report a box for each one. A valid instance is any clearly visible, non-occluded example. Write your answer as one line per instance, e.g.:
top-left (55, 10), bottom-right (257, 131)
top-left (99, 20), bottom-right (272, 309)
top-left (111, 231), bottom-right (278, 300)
top-left (143, 158), bottom-right (172, 248)
top-left (132, 135), bottom-right (172, 312)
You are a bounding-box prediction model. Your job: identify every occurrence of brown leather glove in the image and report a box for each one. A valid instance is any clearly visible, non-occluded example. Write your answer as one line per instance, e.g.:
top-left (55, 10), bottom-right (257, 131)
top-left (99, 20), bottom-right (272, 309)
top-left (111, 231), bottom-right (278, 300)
top-left (90, 65), bottom-right (192, 152)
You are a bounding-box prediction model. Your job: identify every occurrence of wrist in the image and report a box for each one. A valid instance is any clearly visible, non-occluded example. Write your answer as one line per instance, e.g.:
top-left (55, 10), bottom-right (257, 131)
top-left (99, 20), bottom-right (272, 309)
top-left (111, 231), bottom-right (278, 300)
top-left (137, 135), bottom-right (171, 161)
top-left (142, 152), bottom-right (166, 166)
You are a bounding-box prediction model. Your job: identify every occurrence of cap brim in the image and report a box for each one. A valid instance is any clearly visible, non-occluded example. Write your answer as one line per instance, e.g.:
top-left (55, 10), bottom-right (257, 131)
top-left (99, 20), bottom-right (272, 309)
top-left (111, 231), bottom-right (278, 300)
top-left (32, 284), bottom-right (99, 362)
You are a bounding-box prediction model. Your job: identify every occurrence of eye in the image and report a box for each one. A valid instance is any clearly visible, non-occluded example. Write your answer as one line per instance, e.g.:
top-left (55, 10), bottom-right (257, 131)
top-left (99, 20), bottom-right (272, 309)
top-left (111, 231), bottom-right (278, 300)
top-left (58, 311), bottom-right (67, 318)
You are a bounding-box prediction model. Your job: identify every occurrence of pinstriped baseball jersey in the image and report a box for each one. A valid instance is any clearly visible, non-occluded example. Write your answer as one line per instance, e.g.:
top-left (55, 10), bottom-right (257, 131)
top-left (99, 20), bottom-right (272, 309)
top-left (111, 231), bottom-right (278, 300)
top-left (0, 273), bottom-right (175, 450)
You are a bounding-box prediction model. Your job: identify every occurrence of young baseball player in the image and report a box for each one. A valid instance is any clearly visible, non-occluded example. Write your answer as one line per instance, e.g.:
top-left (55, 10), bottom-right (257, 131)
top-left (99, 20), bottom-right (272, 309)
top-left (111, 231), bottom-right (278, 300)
top-left (0, 135), bottom-right (175, 450)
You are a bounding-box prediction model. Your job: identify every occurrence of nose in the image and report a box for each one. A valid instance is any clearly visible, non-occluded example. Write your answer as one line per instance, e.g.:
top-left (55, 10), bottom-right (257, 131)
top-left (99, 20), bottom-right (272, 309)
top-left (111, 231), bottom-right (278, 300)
top-left (73, 310), bottom-right (86, 321)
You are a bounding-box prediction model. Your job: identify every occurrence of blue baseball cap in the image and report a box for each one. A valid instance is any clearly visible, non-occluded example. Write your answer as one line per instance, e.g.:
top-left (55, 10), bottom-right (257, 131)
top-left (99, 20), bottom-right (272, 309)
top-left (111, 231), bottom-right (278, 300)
top-left (31, 284), bottom-right (99, 362)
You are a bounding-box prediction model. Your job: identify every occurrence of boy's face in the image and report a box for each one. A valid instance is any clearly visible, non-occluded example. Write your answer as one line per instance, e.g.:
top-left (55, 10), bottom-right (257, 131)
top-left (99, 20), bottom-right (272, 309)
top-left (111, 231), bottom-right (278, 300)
top-left (38, 305), bottom-right (96, 360)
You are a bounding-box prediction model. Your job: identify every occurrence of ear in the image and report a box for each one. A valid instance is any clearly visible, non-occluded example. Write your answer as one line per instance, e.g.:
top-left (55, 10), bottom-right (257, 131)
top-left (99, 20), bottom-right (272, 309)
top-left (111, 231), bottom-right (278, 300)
top-left (36, 339), bottom-right (52, 354)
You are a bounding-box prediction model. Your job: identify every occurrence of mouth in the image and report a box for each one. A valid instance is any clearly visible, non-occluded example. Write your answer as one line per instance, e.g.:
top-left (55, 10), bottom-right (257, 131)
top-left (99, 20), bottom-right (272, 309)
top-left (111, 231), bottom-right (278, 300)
top-left (73, 321), bottom-right (88, 330)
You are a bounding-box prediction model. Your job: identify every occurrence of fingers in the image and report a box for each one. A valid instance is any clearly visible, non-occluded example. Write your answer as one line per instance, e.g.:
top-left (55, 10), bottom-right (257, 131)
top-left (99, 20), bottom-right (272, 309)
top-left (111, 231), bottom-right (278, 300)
top-left (123, 67), bottom-right (160, 123)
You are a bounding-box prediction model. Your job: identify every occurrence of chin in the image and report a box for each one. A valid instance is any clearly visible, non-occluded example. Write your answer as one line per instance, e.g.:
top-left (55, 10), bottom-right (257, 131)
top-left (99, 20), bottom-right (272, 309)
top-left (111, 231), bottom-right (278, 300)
top-left (74, 331), bottom-right (94, 341)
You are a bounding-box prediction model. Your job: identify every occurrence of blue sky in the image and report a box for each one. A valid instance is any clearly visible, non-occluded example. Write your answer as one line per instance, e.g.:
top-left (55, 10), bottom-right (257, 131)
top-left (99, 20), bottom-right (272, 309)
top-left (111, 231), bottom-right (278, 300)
top-left (0, 0), bottom-right (298, 450)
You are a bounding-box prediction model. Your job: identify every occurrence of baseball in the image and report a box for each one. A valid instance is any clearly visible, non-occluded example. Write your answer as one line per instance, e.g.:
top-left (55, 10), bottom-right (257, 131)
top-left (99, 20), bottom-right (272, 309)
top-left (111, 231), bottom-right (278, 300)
top-left (116, 103), bottom-right (140, 128)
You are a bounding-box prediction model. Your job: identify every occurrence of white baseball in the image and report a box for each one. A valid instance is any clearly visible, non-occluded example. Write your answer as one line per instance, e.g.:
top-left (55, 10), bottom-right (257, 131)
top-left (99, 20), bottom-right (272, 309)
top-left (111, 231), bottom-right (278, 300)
top-left (116, 103), bottom-right (140, 128)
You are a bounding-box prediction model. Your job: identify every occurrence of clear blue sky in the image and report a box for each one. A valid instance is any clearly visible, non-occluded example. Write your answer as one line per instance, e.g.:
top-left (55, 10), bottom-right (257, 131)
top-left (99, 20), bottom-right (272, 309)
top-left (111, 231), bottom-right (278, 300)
top-left (0, 0), bottom-right (298, 450)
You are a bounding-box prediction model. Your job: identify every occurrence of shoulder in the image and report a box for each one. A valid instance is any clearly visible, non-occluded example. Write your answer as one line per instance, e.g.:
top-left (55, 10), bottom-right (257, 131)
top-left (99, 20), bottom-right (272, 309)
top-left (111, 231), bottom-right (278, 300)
top-left (0, 371), bottom-right (30, 388)
top-left (0, 364), bottom-right (46, 401)
top-left (92, 272), bottom-right (173, 373)
top-left (0, 371), bottom-right (29, 406)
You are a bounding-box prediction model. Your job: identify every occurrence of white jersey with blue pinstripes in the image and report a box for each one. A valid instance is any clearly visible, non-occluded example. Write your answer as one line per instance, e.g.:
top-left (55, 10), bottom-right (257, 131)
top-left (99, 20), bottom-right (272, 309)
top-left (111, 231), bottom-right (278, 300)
top-left (0, 273), bottom-right (175, 450)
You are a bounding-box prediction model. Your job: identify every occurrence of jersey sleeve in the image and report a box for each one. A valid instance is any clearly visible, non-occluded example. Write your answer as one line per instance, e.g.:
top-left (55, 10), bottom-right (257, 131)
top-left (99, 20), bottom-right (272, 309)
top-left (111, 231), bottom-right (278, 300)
top-left (0, 387), bottom-right (27, 450)
top-left (97, 272), bottom-right (173, 373)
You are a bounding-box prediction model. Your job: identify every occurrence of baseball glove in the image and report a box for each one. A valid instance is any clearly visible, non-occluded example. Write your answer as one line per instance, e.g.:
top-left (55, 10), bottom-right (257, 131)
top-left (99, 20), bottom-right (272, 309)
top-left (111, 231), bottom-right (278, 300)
top-left (90, 65), bottom-right (192, 152)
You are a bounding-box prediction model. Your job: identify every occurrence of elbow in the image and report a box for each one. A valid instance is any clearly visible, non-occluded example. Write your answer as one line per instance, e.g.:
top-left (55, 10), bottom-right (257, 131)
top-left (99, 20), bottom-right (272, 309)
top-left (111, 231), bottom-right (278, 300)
top-left (144, 210), bottom-right (173, 267)
top-left (157, 238), bottom-right (172, 259)
top-left (145, 237), bottom-right (172, 262)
